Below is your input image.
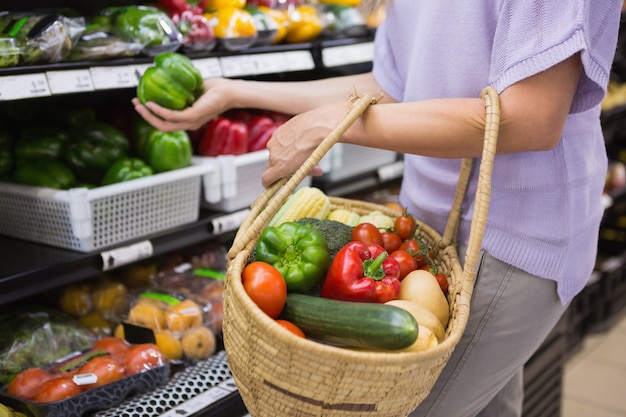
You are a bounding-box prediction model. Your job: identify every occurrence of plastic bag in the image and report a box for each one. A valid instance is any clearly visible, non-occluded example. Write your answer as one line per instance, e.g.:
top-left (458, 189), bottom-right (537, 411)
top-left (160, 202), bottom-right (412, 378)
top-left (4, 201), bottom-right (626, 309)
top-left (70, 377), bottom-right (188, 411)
top-left (0, 12), bottom-right (85, 65)
top-left (68, 17), bottom-right (143, 61)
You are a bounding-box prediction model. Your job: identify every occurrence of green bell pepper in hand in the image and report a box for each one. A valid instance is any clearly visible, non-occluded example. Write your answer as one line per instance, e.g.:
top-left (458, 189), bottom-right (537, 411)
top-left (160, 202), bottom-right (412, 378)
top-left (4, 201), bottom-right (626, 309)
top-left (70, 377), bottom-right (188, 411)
top-left (255, 221), bottom-right (330, 293)
top-left (102, 157), bottom-right (153, 185)
top-left (137, 52), bottom-right (204, 110)
top-left (145, 130), bottom-right (192, 173)
top-left (14, 159), bottom-right (76, 189)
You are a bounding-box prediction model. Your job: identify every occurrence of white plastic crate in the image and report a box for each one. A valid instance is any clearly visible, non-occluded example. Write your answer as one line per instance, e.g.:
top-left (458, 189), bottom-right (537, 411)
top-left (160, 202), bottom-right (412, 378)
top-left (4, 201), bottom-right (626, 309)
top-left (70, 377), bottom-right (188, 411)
top-left (0, 162), bottom-right (221, 252)
top-left (318, 144), bottom-right (399, 182)
top-left (194, 151), bottom-right (311, 213)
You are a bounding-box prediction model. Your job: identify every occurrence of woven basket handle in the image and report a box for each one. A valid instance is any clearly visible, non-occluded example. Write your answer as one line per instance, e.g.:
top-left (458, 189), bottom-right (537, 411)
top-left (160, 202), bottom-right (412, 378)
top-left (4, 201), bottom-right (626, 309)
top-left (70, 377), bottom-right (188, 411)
top-left (443, 86), bottom-right (500, 296)
top-left (228, 93), bottom-right (377, 260)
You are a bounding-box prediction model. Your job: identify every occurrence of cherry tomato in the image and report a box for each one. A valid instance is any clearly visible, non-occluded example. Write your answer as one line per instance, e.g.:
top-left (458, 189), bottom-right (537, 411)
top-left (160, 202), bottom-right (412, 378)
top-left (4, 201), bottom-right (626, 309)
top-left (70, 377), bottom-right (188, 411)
top-left (77, 356), bottom-right (126, 390)
top-left (33, 376), bottom-right (82, 403)
top-left (433, 273), bottom-right (449, 296)
top-left (351, 223), bottom-right (384, 246)
top-left (381, 232), bottom-right (402, 253)
top-left (275, 319), bottom-right (305, 338)
top-left (399, 238), bottom-right (421, 254)
top-left (7, 368), bottom-right (53, 400)
top-left (91, 337), bottom-right (131, 362)
top-left (393, 213), bottom-right (416, 241)
top-left (389, 250), bottom-right (418, 280)
top-left (124, 343), bottom-right (167, 375)
top-left (242, 261), bottom-right (287, 319)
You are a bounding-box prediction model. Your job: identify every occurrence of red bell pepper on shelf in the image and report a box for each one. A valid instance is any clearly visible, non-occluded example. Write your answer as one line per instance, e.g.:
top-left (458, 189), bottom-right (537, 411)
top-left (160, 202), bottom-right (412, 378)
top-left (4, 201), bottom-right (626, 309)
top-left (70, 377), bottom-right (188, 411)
top-left (197, 116), bottom-right (249, 156)
top-left (247, 115), bottom-right (277, 152)
top-left (321, 241), bottom-right (401, 304)
top-left (158, 0), bottom-right (205, 15)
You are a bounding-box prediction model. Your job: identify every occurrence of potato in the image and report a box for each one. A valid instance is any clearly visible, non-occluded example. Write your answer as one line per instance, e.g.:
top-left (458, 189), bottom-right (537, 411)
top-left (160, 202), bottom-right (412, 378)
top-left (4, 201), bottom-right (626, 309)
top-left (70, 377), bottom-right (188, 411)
top-left (385, 299), bottom-right (446, 342)
top-left (399, 269), bottom-right (450, 328)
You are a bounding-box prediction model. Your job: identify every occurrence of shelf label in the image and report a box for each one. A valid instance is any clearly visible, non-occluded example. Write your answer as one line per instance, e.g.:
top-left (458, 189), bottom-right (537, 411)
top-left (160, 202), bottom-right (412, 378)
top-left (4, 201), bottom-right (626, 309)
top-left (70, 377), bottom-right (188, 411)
top-left (253, 52), bottom-right (288, 74)
top-left (46, 69), bottom-right (94, 94)
top-left (90, 65), bottom-right (135, 90)
top-left (158, 378), bottom-right (238, 417)
top-left (211, 209), bottom-right (250, 235)
top-left (130, 63), bottom-right (153, 83)
top-left (284, 50), bottom-right (315, 71)
top-left (100, 240), bottom-right (153, 271)
top-left (322, 42), bottom-right (374, 67)
top-left (220, 55), bottom-right (257, 77)
top-left (192, 57), bottom-right (223, 78)
top-left (0, 73), bottom-right (50, 100)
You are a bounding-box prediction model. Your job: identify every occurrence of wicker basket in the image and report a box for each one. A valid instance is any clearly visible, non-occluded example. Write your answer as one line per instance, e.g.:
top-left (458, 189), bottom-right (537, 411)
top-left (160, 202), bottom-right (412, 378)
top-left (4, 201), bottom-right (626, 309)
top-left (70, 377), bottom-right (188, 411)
top-left (223, 87), bottom-right (501, 417)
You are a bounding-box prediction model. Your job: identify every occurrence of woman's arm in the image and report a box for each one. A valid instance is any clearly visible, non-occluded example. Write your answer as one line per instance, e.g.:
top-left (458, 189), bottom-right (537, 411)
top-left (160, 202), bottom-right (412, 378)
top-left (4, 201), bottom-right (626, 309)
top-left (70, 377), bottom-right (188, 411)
top-left (261, 53), bottom-right (582, 186)
top-left (132, 72), bottom-right (388, 132)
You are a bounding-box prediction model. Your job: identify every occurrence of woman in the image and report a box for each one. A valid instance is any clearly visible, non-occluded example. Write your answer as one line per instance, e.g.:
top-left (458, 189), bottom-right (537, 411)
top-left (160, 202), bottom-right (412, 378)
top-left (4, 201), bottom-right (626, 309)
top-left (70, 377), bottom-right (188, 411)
top-left (133, 1), bottom-right (623, 415)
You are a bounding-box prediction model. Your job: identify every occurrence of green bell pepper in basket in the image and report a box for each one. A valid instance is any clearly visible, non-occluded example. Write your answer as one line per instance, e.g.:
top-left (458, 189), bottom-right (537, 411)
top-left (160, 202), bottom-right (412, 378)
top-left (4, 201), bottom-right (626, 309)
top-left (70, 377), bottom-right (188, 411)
top-left (65, 121), bottom-right (129, 183)
top-left (255, 221), bottom-right (330, 293)
top-left (13, 126), bottom-right (70, 165)
top-left (101, 157), bottom-right (153, 186)
top-left (137, 52), bottom-right (204, 110)
top-left (14, 159), bottom-right (76, 189)
top-left (145, 130), bottom-right (192, 173)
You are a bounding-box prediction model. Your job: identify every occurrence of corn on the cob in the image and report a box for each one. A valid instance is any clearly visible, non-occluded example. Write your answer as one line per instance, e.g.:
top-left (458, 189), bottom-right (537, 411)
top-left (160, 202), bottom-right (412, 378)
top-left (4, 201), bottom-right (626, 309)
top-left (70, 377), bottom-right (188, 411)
top-left (326, 208), bottom-right (361, 226)
top-left (268, 186), bottom-right (331, 227)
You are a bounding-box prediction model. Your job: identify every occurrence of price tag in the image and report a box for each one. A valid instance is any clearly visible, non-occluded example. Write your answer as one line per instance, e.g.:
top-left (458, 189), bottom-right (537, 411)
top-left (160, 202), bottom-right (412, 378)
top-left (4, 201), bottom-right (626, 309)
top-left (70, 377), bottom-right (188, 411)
top-left (192, 57), bottom-right (223, 78)
top-left (130, 63), bottom-right (153, 83)
top-left (0, 73), bottom-right (50, 100)
top-left (252, 52), bottom-right (288, 74)
top-left (211, 209), bottom-right (250, 235)
top-left (377, 160), bottom-right (404, 182)
top-left (220, 55), bottom-right (257, 77)
top-left (158, 379), bottom-right (238, 417)
top-left (284, 50), bottom-right (315, 71)
top-left (90, 65), bottom-right (135, 90)
top-left (46, 69), bottom-right (94, 94)
top-left (100, 240), bottom-right (153, 271)
top-left (322, 42), bottom-right (374, 67)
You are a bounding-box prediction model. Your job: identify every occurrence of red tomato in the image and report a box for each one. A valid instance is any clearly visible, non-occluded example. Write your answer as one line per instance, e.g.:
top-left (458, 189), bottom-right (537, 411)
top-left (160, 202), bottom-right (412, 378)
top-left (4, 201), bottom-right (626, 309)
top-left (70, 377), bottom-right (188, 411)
top-left (393, 214), bottom-right (416, 240)
top-left (275, 319), bottom-right (305, 338)
top-left (91, 337), bottom-right (131, 362)
top-left (351, 223), bottom-right (384, 247)
top-left (33, 376), bottom-right (82, 403)
top-left (124, 343), bottom-right (166, 376)
top-left (389, 250), bottom-right (418, 280)
top-left (400, 239), bottom-right (431, 269)
top-left (76, 356), bottom-right (126, 390)
top-left (381, 232), bottom-right (402, 253)
top-left (7, 367), bottom-right (53, 400)
top-left (242, 261), bottom-right (287, 319)
top-left (433, 273), bottom-right (449, 296)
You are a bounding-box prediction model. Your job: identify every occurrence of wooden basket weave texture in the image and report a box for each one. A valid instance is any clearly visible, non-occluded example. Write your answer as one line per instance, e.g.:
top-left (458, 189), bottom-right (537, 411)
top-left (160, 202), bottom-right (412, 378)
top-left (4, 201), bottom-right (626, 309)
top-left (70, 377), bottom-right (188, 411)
top-left (223, 87), bottom-right (501, 417)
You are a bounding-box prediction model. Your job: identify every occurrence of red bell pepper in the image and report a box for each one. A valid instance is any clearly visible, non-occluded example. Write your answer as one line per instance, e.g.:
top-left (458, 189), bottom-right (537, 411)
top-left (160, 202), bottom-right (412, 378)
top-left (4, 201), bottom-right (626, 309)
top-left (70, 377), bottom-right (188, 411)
top-left (247, 115), bottom-right (277, 152)
top-left (198, 116), bottom-right (249, 156)
top-left (321, 241), bottom-right (401, 304)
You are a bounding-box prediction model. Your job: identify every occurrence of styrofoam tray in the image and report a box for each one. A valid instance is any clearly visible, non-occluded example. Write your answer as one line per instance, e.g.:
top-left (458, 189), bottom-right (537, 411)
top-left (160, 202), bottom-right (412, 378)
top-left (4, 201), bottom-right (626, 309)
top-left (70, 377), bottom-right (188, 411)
top-left (0, 162), bottom-right (221, 252)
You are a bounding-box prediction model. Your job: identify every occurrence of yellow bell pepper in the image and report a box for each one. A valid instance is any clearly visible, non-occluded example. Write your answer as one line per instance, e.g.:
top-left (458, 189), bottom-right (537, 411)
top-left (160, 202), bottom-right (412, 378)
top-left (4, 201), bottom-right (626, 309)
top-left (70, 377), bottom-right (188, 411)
top-left (258, 6), bottom-right (289, 44)
top-left (318, 0), bottom-right (361, 6)
top-left (204, 0), bottom-right (246, 9)
top-left (285, 5), bottom-right (323, 44)
top-left (205, 7), bottom-right (257, 38)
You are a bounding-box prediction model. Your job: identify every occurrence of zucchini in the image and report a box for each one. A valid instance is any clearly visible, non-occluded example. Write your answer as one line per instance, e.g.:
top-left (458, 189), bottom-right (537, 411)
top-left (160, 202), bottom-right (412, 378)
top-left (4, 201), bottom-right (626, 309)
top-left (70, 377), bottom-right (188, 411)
top-left (279, 293), bottom-right (418, 350)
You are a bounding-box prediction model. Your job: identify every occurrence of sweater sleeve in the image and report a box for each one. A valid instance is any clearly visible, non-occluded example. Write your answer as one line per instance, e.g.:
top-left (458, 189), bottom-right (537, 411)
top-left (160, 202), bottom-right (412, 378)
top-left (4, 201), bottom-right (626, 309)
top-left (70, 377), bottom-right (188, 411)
top-left (490, 0), bottom-right (622, 113)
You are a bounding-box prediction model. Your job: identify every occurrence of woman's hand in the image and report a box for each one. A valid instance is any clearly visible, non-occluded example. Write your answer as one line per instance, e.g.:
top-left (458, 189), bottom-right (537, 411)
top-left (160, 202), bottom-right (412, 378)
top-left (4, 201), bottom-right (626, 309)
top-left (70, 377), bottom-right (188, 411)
top-left (132, 77), bottom-right (236, 132)
top-left (262, 100), bottom-right (353, 187)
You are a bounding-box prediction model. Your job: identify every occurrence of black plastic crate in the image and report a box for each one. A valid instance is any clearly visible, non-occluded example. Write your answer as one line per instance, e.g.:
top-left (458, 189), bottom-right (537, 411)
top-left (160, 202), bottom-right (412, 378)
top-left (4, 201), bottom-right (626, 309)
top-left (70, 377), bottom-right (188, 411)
top-left (590, 251), bottom-right (626, 331)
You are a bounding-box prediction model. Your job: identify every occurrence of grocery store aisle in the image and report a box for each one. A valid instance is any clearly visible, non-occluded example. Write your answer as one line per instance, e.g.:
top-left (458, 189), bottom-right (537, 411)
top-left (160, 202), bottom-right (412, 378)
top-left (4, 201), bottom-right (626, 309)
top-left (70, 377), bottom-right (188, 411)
top-left (561, 310), bottom-right (626, 416)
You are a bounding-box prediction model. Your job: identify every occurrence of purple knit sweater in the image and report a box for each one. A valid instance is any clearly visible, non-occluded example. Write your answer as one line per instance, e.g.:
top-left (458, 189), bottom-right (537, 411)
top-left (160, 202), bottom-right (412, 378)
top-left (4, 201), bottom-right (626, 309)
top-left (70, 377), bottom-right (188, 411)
top-left (372, 0), bottom-right (622, 303)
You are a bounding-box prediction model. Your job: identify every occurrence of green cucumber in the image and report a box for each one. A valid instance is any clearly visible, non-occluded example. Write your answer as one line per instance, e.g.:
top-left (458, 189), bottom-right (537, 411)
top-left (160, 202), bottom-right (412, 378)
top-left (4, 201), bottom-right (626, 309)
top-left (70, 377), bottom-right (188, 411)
top-left (279, 293), bottom-right (418, 350)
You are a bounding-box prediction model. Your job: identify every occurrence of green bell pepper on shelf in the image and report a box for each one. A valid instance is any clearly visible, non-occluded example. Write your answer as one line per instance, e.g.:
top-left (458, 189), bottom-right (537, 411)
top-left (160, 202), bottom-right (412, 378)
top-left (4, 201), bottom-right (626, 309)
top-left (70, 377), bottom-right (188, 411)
top-left (65, 121), bottom-right (129, 183)
top-left (0, 131), bottom-right (12, 175)
top-left (101, 157), bottom-right (153, 186)
top-left (13, 127), bottom-right (70, 165)
top-left (132, 117), bottom-right (158, 158)
top-left (137, 52), bottom-right (204, 110)
top-left (14, 159), bottom-right (76, 189)
top-left (109, 5), bottom-right (182, 48)
top-left (255, 221), bottom-right (330, 293)
top-left (145, 130), bottom-right (192, 173)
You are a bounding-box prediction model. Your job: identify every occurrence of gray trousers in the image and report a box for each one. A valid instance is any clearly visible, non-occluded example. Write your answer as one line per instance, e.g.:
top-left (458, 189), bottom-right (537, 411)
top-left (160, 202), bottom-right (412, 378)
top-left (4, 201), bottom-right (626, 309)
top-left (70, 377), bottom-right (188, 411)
top-left (409, 246), bottom-right (569, 417)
